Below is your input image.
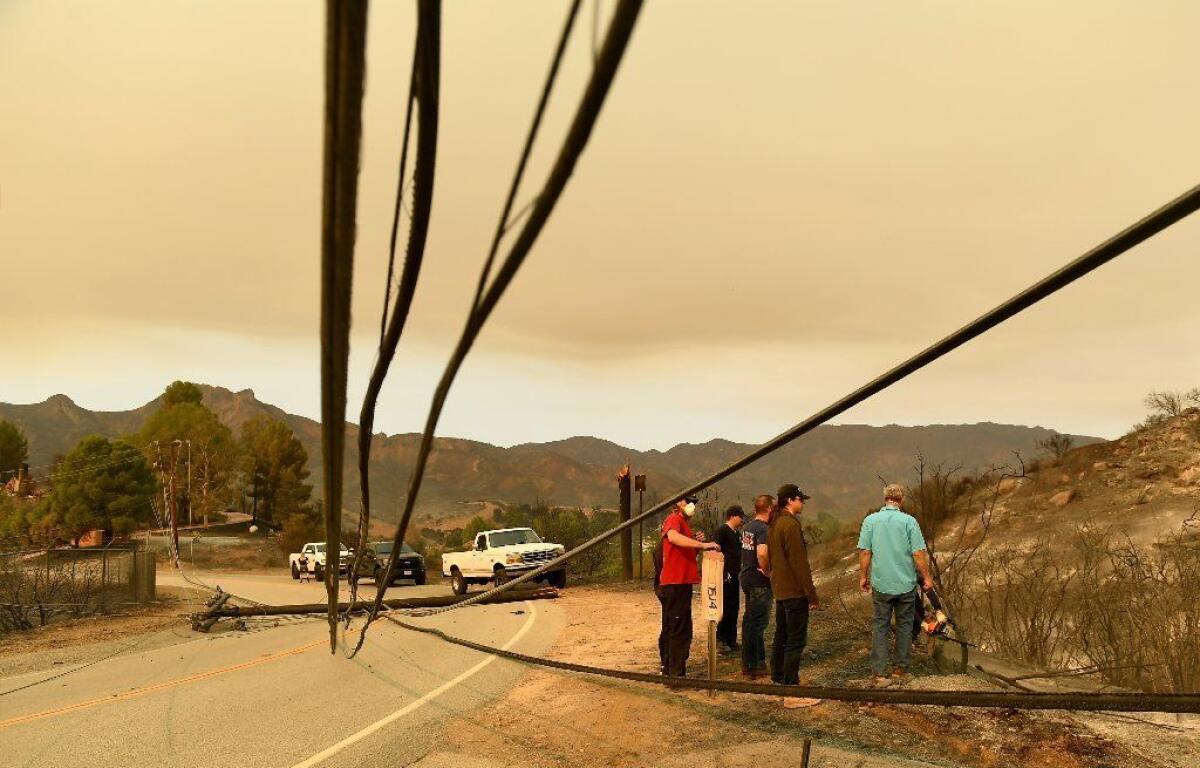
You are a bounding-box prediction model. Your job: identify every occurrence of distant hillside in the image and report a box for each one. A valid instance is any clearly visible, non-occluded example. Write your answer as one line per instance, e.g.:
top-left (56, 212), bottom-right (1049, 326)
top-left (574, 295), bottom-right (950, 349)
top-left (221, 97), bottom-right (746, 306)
top-left (0, 385), bottom-right (1102, 522)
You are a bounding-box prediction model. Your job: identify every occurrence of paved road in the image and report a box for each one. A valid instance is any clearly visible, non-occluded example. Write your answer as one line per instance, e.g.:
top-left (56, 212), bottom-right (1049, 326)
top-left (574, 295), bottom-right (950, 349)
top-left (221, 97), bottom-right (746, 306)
top-left (1, 570), bottom-right (563, 767)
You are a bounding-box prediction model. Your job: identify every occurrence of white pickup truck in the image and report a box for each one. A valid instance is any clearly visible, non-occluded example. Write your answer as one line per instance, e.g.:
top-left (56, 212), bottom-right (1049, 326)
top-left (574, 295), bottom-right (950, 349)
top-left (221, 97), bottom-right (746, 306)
top-left (289, 542), bottom-right (349, 581)
top-left (441, 527), bottom-right (566, 595)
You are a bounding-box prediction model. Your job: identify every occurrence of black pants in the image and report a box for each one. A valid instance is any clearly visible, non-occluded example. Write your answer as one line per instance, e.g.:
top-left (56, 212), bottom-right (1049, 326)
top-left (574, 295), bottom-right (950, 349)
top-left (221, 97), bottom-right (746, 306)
top-left (771, 597), bottom-right (810, 685)
top-left (716, 574), bottom-right (740, 648)
top-left (657, 584), bottom-right (693, 677)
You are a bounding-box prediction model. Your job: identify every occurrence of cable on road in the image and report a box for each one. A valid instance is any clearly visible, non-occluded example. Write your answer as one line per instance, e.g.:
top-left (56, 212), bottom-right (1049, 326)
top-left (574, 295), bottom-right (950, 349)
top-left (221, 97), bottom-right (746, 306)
top-left (348, 0), bottom-right (582, 637)
top-left (347, 0), bottom-right (443, 623)
top-left (350, 0), bottom-right (644, 657)
top-left (382, 611), bottom-right (1200, 714)
top-left (414, 182), bottom-right (1200, 615)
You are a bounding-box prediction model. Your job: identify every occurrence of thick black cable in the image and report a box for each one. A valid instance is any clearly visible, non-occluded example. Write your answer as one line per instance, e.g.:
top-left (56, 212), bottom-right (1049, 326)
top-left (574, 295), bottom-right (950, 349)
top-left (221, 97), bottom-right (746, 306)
top-left (471, 0), bottom-right (582, 312)
top-left (383, 612), bottom-right (1200, 713)
top-left (353, 0), bottom-right (644, 653)
top-left (319, 0), bottom-right (368, 652)
top-left (345, 0), bottom-right (441, 626)
top-left (422, 182), bottom-right (1200, 614)
top-left (378, 42), bottom-right (422, 344)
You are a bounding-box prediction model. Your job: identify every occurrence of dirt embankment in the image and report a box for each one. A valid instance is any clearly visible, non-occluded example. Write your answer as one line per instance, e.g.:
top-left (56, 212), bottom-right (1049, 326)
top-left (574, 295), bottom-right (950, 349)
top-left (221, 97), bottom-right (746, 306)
top-left (425, 584), bottom-right (1199, 768)
top-left (949, 409), bottom-right (1200, 553)
top-left (0, 585), bottom-right (208, 679)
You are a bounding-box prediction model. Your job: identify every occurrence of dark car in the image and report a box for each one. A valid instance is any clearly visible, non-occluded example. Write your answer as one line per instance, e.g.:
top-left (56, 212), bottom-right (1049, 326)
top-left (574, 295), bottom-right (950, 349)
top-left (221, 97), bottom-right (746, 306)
top-left (348, 541), bottom-right (426, 586)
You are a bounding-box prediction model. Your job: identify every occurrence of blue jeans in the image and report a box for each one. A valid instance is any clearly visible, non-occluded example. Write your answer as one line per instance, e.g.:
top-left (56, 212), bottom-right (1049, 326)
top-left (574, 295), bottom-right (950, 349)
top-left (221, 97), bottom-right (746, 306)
top-left (872, 588), bottom-right (918, 676)
top-left (740, 584), bottom-right (772, 672)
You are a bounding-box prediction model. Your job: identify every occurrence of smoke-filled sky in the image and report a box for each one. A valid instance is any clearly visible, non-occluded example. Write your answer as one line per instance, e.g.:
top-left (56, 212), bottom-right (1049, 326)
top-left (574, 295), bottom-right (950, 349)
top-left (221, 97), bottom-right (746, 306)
top-left (2, 1), bottom-right (1198, 449)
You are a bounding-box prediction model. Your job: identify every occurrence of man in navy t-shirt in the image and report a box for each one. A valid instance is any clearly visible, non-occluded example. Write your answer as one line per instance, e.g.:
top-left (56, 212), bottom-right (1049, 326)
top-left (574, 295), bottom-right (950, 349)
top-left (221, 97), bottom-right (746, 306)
top-left (738, 494), bottom-right (775, 678)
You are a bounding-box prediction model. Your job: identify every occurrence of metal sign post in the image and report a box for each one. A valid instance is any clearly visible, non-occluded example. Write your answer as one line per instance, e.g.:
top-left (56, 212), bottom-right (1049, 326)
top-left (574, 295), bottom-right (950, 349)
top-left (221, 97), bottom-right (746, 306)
top-left (701, 551), bottom-right (724, 696)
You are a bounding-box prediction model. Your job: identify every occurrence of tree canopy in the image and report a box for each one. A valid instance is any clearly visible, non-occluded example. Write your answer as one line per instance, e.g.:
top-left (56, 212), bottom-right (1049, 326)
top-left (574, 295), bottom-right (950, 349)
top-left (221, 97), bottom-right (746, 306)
top-left (44, 436), bottom-right (155, 543)
top-left (0, 420), bottom-right (29, 474)
top-left (137, 390), bottom-right (237, 523)
top-left (163, 380), bottom-right (204, 407)
top-left (239, 416), bottom-right (311, 524)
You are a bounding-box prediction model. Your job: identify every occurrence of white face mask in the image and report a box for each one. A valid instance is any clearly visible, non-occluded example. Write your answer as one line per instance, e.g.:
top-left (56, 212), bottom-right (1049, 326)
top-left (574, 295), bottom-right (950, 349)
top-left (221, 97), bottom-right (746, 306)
top-left (683, 502), bottom-right (696, 517)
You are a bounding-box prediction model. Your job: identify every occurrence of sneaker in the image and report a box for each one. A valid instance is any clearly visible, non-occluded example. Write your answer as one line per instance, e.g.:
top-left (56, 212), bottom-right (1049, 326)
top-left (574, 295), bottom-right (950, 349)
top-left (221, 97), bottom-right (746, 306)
top-left (782, 696), bottom-right (823, 709)
top-left (872, 676), bottom-right (892, 688)
top-left (890, 668), bottom-right (911, 684)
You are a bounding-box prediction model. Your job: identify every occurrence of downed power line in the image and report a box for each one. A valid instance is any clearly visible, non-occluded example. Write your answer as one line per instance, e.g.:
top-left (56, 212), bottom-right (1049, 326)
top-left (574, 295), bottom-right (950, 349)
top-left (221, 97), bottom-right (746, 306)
top-left (383, 612), bottom-right (1200, 714)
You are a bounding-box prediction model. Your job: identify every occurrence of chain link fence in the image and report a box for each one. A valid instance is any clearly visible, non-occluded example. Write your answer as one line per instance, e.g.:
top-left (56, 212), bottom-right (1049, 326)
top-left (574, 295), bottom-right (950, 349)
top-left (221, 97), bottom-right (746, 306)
top-left (0, 544), bottom-right (156, 632)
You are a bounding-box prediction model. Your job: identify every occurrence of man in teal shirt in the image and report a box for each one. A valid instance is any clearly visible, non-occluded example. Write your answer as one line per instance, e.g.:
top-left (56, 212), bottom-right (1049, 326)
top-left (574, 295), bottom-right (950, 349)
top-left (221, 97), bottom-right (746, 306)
top-left (857, 484), bottom-right (933, 686)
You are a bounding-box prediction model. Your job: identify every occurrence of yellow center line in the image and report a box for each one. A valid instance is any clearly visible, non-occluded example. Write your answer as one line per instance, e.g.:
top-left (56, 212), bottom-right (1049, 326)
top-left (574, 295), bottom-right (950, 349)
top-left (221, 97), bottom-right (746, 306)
top-left (1, 634), bottom-right (335, 730)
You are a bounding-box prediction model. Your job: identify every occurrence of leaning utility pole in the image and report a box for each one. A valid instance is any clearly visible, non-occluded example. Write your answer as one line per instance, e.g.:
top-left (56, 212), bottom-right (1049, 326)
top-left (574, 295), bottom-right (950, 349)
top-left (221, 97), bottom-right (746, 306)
top-left (168, 440), bottom-right (181, 568)
top-left (186, 439), bottom-right (193, 527)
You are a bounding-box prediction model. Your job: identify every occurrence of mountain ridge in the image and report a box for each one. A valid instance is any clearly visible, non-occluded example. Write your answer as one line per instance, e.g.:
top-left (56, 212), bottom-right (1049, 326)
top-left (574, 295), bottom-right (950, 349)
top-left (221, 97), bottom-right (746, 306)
top-left (0, 385), bottom-right (1104, 521)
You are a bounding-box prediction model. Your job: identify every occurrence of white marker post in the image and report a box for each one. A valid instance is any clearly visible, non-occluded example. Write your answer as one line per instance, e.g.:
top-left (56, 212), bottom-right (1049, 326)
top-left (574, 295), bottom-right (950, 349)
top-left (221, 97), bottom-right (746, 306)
top-left (701, 551), bottom-right (724, 696)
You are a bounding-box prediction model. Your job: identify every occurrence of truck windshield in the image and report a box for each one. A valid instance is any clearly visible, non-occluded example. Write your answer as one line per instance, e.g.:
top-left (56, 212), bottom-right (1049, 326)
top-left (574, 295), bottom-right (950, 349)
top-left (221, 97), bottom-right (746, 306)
top-left (489, 529), bottom-right (542, 547)
top-left (372, 542), bottom-right (417, 555)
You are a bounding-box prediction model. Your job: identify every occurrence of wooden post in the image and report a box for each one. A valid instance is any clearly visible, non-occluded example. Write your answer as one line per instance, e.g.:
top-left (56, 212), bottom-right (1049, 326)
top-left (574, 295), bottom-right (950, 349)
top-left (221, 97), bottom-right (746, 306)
top-left (959, 641), bottom-right (969, 674)
top-left (800, 738), bottom-right (812, 767)
top-left (701, 551), bottom-right (724, 697)
top-left (707, 619), bottom-right (717, 696)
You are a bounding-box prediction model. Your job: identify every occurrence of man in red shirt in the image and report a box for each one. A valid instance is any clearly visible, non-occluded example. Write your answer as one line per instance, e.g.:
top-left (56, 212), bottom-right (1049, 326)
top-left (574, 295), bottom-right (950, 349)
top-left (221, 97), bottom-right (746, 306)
top-left (658, 494), bottom-right (719, 677)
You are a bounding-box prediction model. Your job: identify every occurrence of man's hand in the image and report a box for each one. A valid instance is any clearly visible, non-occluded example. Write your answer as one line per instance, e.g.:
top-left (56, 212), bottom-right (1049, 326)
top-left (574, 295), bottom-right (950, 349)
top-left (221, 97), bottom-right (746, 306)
top-left (922, 576), bottom-right (934, 592)
top-left (808, 596), bottom-right (821, 610)
top-left (859, 576), bottom-right (870, 594)
top-left (694, 531), bottom-right (707, 542)
top-left (703, 541), bottom-right (719, 551)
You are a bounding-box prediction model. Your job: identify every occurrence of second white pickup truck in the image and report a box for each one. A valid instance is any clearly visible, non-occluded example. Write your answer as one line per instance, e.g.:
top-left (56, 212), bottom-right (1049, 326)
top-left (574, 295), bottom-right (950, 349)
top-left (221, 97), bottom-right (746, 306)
top-left (289, 542), bottom-right (349, 581)
top-left (441, 527), bottom-right (566, 595)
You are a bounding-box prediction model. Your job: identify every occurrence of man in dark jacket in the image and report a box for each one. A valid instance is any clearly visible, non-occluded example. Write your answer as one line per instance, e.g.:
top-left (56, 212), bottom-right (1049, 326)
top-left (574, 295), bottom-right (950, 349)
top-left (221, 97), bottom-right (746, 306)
top-left (768, 483), bottom-right (821, 707)
top-left (712, 505), bottom-right (745, 653)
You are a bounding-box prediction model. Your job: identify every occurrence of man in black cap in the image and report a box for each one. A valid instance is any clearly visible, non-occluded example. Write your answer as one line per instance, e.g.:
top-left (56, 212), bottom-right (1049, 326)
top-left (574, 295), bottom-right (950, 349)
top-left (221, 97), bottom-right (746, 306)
top-left (768, 483), bottom-right (822, 708)
top-left (712, 505), bottom-right (745, 653)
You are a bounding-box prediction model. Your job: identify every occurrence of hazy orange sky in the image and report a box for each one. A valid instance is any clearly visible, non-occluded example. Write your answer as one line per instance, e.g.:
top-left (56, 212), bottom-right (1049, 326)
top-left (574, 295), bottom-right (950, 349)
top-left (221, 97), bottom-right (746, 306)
top-left (2, 1), bottom-right (1198, 448)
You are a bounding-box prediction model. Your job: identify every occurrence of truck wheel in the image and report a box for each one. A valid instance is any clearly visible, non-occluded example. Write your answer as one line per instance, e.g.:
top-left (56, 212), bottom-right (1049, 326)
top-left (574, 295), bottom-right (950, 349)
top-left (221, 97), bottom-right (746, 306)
top-left (493, 566), bottom-right (508, 587)
top-left (415, 572), bottom-right (426, 586)
top-left (373, 565), bottom-right (383, 584)
top-left (291, 563), bottom-right (300, 580)
top-left (315, 564), bottom-right (325, 582)
top-left (548, 570), bottom-right (566, 589)
top-left (450, 568), bottom-right (467, 596)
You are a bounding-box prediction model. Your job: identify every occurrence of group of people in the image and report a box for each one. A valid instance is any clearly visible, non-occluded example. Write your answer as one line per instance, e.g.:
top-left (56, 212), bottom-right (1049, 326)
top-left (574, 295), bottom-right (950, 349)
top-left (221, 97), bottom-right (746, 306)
top-left (655, 482), bottom-right (934, 704)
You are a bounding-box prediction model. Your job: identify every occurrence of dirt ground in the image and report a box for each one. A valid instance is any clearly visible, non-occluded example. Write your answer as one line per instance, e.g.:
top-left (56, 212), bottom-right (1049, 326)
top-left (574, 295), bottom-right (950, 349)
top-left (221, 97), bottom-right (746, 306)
top-left (426, 583), bottom-right (1200, 768)
top-left (0, 585), bottom-right (208, 678)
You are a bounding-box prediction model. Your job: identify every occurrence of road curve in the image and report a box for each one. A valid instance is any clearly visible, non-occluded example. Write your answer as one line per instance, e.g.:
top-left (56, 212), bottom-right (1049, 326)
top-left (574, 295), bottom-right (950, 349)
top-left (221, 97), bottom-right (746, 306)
top-left (1, 570), bottom-right (564, 768)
